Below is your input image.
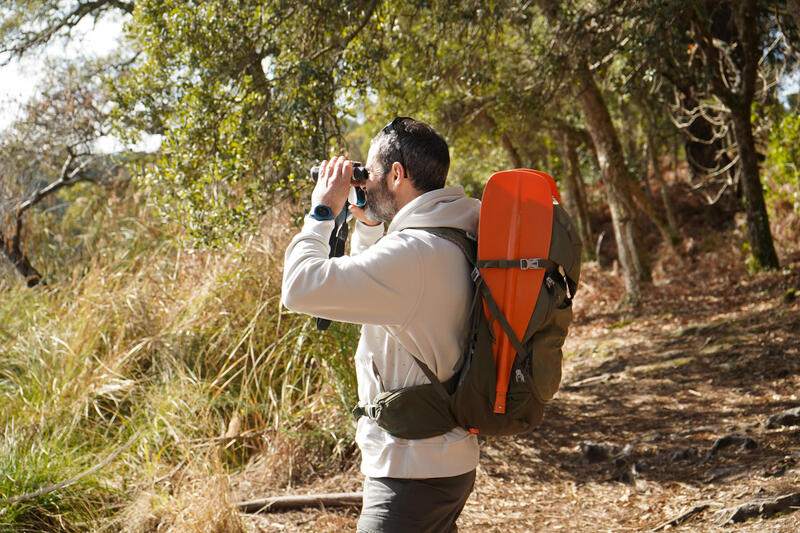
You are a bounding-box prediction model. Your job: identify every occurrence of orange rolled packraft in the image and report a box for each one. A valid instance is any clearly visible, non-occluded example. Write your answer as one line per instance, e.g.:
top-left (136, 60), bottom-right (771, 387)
top-left (351, 170), bottom-right (582, 439)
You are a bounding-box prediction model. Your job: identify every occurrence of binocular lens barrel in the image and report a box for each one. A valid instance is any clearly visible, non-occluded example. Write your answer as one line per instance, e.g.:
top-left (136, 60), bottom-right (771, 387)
top-left (309, 164), bottom-right (366, 208)
top-left (310, 164), bottom-right (368, 182)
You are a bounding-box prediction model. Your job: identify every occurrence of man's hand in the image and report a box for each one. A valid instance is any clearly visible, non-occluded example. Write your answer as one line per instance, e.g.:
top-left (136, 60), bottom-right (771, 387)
top-left (312, 156), bottom-right (381, 226)
top-left (348, 203), bottom-right (381, 227)
top-left (312, 156), bottom-right (353, 216)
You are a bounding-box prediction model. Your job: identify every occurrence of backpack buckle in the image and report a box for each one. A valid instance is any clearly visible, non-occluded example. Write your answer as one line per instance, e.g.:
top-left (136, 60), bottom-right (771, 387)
top-left (352, 403), bottom-right (380, 420)
top-left (471, 267), bottom-right (481, 282)
top-left (520, 258), bottom-right (544, 270)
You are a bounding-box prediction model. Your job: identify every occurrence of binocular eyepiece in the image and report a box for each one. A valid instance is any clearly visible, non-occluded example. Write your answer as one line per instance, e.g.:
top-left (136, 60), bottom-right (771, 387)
top-left (310, 163), bottom-right (368, 183)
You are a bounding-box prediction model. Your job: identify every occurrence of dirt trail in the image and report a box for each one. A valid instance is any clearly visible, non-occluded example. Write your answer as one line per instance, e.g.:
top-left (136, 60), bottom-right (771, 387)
top-left (239, 241), bottom-right (800, 532)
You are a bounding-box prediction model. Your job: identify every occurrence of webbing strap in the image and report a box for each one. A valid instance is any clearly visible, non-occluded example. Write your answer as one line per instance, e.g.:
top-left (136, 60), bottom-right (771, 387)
top-left (420, 227), bottom-right (477, 268)
top-left (477, 257), bottom-right (559, 272)
top-left (475, 273), bottom-right (528, 363)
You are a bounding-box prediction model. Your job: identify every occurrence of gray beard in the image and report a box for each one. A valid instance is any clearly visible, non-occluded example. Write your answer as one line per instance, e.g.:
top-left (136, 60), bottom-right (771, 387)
top-left (364, 175), bottom-right (398, 223)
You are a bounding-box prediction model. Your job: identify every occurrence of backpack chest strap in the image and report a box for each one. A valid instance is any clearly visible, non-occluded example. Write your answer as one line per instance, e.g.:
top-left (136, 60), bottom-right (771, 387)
top-left (477, 257), bottom-right (558, 271)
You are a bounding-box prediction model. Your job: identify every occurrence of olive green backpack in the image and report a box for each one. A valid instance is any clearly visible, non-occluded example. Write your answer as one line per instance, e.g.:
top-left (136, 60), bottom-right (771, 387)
top-left (352, 201), bottom-right (581, 439)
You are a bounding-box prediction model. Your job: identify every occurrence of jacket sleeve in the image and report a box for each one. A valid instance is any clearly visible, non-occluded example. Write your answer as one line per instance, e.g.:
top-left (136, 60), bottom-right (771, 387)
top-left (281, 216), bottom-right (422, 327)
top-left (351, 220), bottom-right (385, 255)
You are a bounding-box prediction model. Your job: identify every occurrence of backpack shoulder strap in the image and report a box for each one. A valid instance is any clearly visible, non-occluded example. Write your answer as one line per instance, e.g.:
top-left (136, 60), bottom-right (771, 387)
top-left (414, 226), bottom-right (477, 267)
top-left (389, 227), bottom-right (477, 391)
top-left (413, 226), bottom-right (529, 369)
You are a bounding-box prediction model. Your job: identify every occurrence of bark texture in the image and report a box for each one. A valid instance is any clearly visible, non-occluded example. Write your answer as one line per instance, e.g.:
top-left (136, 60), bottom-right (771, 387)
top-left (575, 66), bottom-right (648, 301)
top-left (558, 129), bottom-right (593, 258)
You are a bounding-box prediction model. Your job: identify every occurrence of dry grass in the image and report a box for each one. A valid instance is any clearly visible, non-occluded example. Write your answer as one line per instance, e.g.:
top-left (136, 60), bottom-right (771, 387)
top-left (3, 169), bottom-right (799, 532)
top-left (118, 462), bottom-right (245, 533)
top-left (0, 195), bottom-right (359, 531)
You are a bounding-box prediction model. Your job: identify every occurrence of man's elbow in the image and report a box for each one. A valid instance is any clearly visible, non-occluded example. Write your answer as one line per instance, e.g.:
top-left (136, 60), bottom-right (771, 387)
top-left (281, 272), bottom-right (317, 313)
top-left (280, 290), bottom-right (306, 313)
top-left (281, 276), bottom-right (302, 312)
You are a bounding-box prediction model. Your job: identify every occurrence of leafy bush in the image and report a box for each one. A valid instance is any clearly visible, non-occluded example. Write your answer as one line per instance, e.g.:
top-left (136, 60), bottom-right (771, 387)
top-left (765, 112), bottom-right (800, 214)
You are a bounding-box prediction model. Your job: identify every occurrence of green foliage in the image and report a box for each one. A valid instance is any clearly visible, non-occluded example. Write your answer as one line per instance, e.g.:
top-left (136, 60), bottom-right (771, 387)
top-left (0, 422), bottom-right (123, 532)
top-left (113, 0), bottom-right (383, 245)
top-left (765, 111), bottom-right (800, 214)
top-left (370, 1), bottom-right (567, 175)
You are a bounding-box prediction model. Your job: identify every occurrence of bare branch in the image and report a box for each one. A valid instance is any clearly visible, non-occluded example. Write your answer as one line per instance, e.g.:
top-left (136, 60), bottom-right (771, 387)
top-left (307, 0), bottom-right (378, 63)
top-left (1, 0), bottom-right (134, 63)
top-left (3, 150), bottom-right (98, 287)
top-left (0, 430), bottom-right (140, 504)
top-left (15, 152), bottom-right (94, 220)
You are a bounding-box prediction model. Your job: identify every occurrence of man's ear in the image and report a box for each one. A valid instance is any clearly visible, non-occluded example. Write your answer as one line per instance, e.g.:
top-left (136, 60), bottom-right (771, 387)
top-left (390, 161), bottom-right (405, 184)
top-left (392, 161), bottom-right (408, 187)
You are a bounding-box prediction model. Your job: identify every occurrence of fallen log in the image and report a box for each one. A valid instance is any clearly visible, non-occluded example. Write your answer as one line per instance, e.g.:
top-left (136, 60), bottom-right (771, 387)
top-left (238, 492), bottom-right (363, 513)
top-left (713, 492), bottom-right (800, 525)
top-left (650, 504), bottom-right (709, 531)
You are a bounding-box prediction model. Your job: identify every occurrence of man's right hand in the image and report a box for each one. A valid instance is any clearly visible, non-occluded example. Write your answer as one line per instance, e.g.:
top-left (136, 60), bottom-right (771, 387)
top-left (349, 203), bottom-right (381, 227)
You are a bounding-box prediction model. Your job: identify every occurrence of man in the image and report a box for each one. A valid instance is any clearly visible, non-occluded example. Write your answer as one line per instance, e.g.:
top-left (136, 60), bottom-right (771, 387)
top-left (282, 117), bottom-right (480, 532)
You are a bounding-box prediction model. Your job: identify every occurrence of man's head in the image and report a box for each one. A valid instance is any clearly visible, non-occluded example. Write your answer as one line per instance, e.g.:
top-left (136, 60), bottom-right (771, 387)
top-left (370, 117), bottom-right (450, 193)
top-left (361, 117), bottom-right (449, 223)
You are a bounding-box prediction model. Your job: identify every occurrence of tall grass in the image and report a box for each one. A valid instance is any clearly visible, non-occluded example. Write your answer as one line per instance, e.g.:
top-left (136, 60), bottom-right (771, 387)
top-left (1, 183), bottom-right (359, 531)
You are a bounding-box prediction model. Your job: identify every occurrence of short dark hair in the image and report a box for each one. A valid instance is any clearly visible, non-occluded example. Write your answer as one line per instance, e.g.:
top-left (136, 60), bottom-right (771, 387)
top-left (371, 117), bottom-right (450, 192)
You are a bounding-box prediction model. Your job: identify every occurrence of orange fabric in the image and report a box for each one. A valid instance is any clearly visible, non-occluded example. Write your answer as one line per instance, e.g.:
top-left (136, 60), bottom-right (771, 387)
top-left (478, 170), bottom-right (554, 413)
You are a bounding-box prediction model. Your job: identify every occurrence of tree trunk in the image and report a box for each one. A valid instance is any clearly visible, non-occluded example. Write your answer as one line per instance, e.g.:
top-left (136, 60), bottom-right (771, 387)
top-left (648, 131), bottom-right (680, 237)
top-left (727, 0), bottom-right (779, 270)
top-left (0, 234), bottom-right (43, 287)
top-left (575, 66), bottom-right (648, 302)
top-left (787, 0), bottom-right (800, 28)
top-left (656, 161), bottom-right (679, 240)
top-left (501, 131), bottom-right (524, 168)
top-left (558, 130), bottom-right (594, 258)
top-left (730, 109), bottom-right (779, 269)
top-left (642, 139), bottom-right (655, 204)
top-left (626, 165), bottom-right (680, 248)
top-left (479, 110), bottom-right (523, 168)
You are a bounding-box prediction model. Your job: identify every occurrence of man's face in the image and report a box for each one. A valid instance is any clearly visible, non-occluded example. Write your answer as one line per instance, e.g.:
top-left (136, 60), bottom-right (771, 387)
top-left (363, 143), bottom-right (398, 223)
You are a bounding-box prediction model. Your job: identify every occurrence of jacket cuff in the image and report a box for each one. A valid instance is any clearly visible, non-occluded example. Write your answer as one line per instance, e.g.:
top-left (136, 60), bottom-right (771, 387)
top-left (302, 215), bottom-right (336, 241)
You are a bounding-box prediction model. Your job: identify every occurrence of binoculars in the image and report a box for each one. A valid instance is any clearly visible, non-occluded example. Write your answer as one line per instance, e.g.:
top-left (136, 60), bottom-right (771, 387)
top-left (310, 162), bottom-right (368, 182)
top-left (310, 163), bottom-right (367, 208)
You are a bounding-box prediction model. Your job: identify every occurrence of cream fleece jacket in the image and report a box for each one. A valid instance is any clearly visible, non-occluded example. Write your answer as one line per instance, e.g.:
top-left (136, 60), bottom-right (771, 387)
top-left (281, 186), bottom-right (481, 479)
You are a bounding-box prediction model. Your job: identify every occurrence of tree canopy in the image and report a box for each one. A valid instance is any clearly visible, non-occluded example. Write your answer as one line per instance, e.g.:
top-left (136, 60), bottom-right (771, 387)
top-left (1, 0), bottom-right (799, 297)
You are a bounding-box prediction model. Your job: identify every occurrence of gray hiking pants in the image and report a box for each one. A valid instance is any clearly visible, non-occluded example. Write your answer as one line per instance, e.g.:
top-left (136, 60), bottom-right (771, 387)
top-left (356, 469), bottom-right (476, 533)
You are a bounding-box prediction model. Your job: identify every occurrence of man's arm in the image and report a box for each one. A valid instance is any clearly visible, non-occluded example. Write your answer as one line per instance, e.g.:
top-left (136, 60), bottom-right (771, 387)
top-left (350, 219), bottom-right (384, 255)
top-left (281, 155), bottom-right (417, 326)
top-left (281, 222), bottom-right (421, 326)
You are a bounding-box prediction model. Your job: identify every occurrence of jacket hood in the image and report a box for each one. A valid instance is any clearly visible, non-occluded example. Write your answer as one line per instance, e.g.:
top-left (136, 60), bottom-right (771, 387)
top-left (388, 186), bottom-right (480, 236)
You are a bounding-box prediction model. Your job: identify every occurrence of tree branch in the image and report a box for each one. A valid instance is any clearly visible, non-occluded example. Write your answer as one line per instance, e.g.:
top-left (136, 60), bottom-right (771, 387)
top-left (2, 151), bottom-right (96, 287)
top-left (0, 431), bottom-right (140, 504)
top-left (0, 232), bottom-right (43, 287)
top-left (307, 0), bottom-right (378, 63)
top-left (238, 492), bottom-right (363, 513)
top-left (15, 152), bottom-right (94, 220)
top-left (2, 0), bottom-right (135, 62)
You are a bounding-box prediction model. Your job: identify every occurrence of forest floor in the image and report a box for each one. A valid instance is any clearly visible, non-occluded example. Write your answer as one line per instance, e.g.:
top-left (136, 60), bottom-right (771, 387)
top-left (232, 214), bottom-right (800, 532)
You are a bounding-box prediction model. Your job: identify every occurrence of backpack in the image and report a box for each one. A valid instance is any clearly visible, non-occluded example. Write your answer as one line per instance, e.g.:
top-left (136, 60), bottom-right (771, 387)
top-left (352, 173), bottom-right (582, 439)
